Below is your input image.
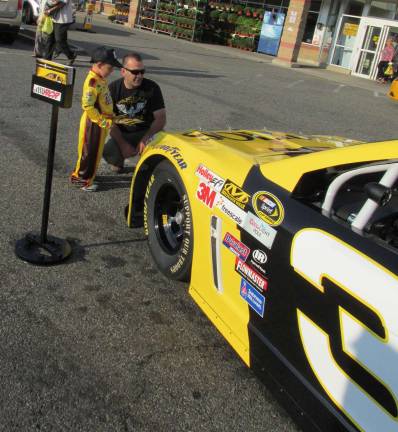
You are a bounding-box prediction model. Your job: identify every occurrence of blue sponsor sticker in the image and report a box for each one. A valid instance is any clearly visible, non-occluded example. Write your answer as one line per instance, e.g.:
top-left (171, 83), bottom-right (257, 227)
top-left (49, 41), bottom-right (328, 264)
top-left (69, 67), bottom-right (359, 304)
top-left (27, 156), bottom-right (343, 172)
top-left (240, 278), bottom-right (265, 317)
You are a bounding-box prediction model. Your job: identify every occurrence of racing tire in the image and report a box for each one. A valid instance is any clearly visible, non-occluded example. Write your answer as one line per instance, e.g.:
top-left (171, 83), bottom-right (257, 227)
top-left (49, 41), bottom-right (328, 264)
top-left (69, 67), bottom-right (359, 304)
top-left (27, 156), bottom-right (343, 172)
top-left (144, 160), bottom-right (193, 282)
top-left (22, 3), bottom-right (33, 24)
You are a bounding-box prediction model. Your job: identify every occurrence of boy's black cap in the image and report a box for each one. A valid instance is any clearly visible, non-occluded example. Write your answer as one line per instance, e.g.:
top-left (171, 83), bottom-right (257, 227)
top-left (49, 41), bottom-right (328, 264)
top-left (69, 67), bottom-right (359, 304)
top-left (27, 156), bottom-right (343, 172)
top-left (90, 46), bottom-right (123, 68)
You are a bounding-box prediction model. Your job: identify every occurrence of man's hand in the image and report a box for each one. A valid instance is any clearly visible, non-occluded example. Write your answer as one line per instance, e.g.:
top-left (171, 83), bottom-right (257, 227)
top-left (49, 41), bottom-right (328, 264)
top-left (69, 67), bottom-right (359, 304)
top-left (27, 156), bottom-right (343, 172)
top-left (137, 140), bottom-right (146, 155)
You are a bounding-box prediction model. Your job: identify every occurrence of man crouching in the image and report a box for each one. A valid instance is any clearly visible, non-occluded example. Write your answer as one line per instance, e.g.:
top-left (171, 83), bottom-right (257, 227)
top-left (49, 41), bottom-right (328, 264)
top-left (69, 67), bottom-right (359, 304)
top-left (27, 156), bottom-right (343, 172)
top-left (103, 52), bottom-right (166, 173)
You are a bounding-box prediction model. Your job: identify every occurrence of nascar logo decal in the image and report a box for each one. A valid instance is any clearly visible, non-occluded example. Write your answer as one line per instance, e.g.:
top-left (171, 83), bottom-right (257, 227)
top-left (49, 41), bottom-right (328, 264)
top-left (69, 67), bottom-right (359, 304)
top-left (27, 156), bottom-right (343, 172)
top-left (32, 84), bottom-right (62, 101)
top-left (252, 191), bottom-right (284, 226)
top-left (195, 164), bottom-right (225, 192)
top-left (222, 232), bottom-right (250, 261)
top-left (220, 180), bottom-right (250, 210)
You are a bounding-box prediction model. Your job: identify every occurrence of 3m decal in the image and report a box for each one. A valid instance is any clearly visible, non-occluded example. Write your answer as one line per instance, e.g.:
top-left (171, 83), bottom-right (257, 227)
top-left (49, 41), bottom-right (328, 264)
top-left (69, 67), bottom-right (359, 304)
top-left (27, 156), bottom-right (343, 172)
top-left (197, 182), bottom-right (217, 209)
top-left (222, 232), bottom-right (250, 261)
top-left (292, 228), bottom-right (398, 432)
top-left (220, 180), bottom-right (250, 210)
top-left (153, 145), bottom-right (187, 169)
top-left (242, 212), bottom-right (276, 249)
top-left (235, 257), bottom-right (267, 293)
top-left (240, 278), bottom-right (265, 317)
top-left (195, 164), bottom-right (225, 192)
top-left (252, 191), bottom-right (284, 226)
top-left (217, 196), bottom-right (246, 226)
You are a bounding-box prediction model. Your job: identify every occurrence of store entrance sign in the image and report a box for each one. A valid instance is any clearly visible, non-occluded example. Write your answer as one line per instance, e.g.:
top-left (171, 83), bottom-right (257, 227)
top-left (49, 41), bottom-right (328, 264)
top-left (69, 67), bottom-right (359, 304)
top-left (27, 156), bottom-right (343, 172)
top-left (343, 23), bottom-right (359, 37)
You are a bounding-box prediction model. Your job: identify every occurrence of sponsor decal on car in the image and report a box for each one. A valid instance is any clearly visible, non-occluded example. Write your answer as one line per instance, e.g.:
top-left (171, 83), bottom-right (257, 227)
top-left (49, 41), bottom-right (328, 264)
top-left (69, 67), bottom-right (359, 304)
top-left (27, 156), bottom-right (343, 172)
top-left (222, 232), bottom-right (250, 261)
top-left (152, 145), bottom-right (187, 169)
top-left (242, 211), bottom-right (277, 249)
top-left (32, 84), bottom-right (62, 101)
top-left (248, 248), bottom-right (268, 275)
top-left (195, 164), bottom-right (225, 192)
top-left (240, 278), bottom-right (265, 318)
top-left (235, 257), bottom-right (267, 293)
top-left (252, 191), bottom-right (284, 226)
top-left (197, 182), bottom-right (218, 209)
top-left (220, 180), bottom-right (250, 210)
top-left (216, 196), bottom-right (246, 226)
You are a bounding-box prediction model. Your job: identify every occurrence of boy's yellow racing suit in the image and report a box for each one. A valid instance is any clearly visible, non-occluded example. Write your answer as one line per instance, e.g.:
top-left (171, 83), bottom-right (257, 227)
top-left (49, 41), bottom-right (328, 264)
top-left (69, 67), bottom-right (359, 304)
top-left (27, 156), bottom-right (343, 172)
top-left (70, 69), bottom-right (113, 187)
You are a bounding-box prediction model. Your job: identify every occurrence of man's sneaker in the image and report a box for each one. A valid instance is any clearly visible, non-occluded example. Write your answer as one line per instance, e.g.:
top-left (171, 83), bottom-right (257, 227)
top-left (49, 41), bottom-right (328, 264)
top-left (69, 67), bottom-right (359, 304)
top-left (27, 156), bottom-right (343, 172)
top-left (81, 183), bottom-right (99, 192)
top-left (67, 52), bottom-right (77, 66)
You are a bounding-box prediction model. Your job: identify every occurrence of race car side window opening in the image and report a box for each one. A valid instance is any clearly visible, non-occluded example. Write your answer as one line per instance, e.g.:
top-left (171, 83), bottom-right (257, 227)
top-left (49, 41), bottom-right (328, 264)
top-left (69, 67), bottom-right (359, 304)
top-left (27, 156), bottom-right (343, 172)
top-left (291, 162), bottom-right (398, 249)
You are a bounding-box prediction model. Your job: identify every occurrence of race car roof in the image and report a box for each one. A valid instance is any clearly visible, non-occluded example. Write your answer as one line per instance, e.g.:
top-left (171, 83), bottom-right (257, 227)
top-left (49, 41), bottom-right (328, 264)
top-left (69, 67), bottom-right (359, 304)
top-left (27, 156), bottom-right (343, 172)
top-left (175, 130), bottom-right (398, 192)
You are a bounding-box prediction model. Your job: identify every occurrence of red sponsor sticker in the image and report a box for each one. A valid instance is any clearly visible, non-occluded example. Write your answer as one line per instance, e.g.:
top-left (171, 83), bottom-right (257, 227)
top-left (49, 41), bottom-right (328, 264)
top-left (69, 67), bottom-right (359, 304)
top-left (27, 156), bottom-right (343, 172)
top-left (222, 232), bottom-right (250, 261)
top-left (235, 257), bottom-right (268, 293)
top-left (197, 181), bottom-right (217, 208)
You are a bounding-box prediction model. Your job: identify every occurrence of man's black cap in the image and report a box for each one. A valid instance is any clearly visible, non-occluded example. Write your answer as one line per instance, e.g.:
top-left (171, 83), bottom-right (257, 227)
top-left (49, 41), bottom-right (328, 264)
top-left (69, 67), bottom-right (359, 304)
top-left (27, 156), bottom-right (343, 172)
top-left (90, 46), bottom-right (123, 68)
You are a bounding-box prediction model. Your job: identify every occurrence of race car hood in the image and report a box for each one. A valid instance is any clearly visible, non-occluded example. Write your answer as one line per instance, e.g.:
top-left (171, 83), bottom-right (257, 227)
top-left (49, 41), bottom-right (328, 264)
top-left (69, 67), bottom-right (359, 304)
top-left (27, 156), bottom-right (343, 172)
top-left (166, 130), bottom-right (398, 192)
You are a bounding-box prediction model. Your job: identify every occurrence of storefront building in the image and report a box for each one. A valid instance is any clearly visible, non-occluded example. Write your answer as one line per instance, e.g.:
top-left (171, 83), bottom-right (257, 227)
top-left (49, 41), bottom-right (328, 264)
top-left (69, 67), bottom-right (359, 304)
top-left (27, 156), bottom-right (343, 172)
top-left (99, 0), bottom-right (398, 80)
top-left (275, 0), bottom-right (398, 79)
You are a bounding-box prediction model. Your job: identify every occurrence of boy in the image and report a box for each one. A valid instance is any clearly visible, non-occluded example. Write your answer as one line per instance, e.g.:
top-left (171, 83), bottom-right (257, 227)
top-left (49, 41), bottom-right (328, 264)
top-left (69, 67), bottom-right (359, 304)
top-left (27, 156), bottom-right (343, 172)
top-left (70, 46), bottom-right (123, 191)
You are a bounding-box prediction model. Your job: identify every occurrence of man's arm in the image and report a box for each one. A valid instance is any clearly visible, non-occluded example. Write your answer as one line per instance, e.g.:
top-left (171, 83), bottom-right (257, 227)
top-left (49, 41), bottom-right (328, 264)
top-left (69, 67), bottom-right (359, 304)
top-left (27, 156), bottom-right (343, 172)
top-left (138, 108), bottom-right (166, 155)
top-left (44, 1), bottom-right (65, 16)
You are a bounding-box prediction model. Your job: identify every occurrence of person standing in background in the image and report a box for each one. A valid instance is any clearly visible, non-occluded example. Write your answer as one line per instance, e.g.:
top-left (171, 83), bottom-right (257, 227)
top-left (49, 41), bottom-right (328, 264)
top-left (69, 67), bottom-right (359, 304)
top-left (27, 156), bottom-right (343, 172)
top-left (45, 0), bottom-right (77, 65)
top-left (376, 38), bottom-right (395, 83)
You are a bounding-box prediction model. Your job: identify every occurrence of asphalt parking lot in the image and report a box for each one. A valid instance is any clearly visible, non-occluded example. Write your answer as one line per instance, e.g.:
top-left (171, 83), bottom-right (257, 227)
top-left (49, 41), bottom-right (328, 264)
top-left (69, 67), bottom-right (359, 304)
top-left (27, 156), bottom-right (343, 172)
top-left (0, 15), bottom-right (396, 431)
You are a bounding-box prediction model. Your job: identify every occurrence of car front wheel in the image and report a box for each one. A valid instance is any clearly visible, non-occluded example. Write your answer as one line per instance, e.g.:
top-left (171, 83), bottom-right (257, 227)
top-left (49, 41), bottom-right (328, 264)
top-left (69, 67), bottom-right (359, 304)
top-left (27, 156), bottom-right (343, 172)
top-left (144, 160), bottom-right (193, 282)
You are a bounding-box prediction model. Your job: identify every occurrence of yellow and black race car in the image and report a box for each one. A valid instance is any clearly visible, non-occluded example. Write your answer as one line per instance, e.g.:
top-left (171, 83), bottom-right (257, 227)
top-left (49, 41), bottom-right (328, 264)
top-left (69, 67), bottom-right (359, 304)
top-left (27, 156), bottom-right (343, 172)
top-left (126, 129), bottom-right (398, 432)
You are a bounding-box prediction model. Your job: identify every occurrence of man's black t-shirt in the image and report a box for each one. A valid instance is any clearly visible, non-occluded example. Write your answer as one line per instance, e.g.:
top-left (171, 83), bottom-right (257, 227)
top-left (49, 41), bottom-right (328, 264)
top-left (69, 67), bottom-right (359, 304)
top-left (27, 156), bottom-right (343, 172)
top-left (108, 78), bottom-right (165, 134)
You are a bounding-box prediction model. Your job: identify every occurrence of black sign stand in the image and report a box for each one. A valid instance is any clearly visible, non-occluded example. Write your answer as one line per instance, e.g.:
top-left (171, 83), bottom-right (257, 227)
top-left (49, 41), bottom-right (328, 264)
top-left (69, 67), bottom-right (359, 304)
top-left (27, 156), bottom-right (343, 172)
top-left (15, 104), bottom-right (72, 264)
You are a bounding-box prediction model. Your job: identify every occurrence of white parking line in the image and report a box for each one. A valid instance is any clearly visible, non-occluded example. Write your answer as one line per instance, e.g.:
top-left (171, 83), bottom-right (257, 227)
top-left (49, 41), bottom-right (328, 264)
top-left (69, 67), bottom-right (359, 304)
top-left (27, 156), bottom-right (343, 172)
top-left (287, 79), bottom-right (304, 88)
top-left (374, 91), bottom-right (380, 97)
top-left (333, 84), bottom-right (345, 93)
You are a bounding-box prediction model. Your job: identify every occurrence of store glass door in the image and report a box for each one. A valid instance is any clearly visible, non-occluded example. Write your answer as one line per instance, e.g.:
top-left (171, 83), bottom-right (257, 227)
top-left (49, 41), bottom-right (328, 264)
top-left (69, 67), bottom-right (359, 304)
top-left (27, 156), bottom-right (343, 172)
top-left (331, 15), bottom-right (361, 69)
top-left (352, 22), bottom-right (383, 78)
top-left (351, 18), bottom-right (398, 79)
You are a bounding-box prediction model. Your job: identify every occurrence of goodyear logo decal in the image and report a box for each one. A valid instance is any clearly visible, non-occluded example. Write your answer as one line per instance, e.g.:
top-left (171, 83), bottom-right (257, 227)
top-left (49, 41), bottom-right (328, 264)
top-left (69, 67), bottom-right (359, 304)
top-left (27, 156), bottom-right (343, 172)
top-left (220, 179), bottom-right (250, 210)
top-left (252, 191), bottom-right (284, 226)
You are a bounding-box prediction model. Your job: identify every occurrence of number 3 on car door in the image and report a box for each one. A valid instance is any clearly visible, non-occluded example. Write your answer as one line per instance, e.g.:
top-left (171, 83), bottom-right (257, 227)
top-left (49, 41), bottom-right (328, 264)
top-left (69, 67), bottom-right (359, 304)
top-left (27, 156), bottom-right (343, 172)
top-left (291, 228), bottom-right (398, 432)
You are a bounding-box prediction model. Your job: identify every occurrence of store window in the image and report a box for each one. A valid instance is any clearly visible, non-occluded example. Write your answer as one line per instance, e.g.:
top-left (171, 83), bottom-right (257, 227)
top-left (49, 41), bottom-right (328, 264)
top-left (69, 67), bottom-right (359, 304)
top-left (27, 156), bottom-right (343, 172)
top-left (346, 0), bottom-right (365, 16)
top-left (302, 0), bottom-right (322, 44)
top-left (369, 0), bottom-right (397, 19)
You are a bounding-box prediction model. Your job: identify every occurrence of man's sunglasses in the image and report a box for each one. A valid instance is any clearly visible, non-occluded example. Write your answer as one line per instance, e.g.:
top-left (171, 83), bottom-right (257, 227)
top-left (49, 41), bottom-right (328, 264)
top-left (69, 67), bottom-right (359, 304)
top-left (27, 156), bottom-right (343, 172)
top-left (124, 68), bottom-right (146, 75)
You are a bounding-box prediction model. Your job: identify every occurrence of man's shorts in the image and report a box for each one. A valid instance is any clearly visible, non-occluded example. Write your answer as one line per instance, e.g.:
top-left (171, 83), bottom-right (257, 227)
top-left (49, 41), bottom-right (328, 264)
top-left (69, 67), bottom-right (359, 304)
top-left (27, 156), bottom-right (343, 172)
top-left (103, 130), bottom-right (147, 167)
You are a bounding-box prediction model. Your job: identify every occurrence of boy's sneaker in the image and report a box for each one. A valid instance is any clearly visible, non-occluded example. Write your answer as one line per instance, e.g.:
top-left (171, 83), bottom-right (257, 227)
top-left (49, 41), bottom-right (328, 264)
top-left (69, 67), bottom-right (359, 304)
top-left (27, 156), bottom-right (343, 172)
top-left (81, 183), bottom-right (99, 192)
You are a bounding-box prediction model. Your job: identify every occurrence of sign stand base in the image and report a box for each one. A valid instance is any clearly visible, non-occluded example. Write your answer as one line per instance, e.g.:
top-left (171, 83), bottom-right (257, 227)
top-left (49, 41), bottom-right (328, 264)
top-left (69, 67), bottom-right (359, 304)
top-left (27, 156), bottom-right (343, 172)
top-left (15, 233), bottom-right (71, 265)
top-left (15, 104), bottom-right (72, 265)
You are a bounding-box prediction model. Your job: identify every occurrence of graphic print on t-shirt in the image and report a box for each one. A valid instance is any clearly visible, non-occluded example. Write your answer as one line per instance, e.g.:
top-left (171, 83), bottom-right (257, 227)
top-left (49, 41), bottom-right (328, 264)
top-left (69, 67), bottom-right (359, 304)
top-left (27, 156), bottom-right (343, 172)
top-left (114, 92), bottom-right (152, 127)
